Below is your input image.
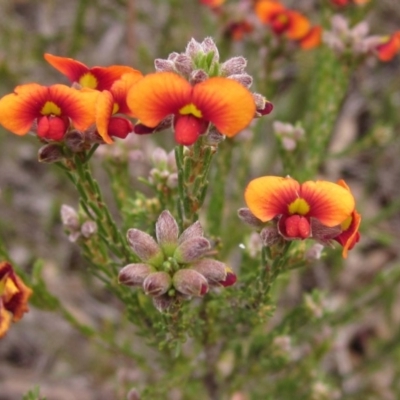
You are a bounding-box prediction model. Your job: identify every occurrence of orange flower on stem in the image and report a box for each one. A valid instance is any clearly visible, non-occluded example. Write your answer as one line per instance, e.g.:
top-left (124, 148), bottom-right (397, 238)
top-left (0, 84), bottom-right (99, 141)
top-left (255, 0), bottom-right (321, 49)
top-left (375, 32), bottom-right (400, 62)
top-left (0, 261), bottom-right (33, 338)
top-left (127, 72), bottom-right (256, 146)
top-left (245, 176), bottom-right (359, 256)
top-left (95, 72), bottom-right (143, 143)
top-left (44, 53), bottom-right (141, 91)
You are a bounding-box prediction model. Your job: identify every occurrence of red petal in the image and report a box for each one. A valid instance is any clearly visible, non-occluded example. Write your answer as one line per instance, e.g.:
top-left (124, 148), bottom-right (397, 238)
top-left (174, 115), bottom-right (208, 145)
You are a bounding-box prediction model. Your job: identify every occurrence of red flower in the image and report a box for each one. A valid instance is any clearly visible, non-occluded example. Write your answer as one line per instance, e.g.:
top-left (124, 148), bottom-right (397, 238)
top-left (44, 53), bottom-right (142, 91)
top-left (0, 262), bottom-right (32, 338)
top-left (126, 72), bottom-right (256, 145)
top-left (0, 84), bottom-right (99, 141)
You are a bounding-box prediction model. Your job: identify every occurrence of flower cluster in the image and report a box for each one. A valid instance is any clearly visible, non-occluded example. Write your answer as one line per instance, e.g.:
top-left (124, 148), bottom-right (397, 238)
top-left (0, 38), bottom-right (271, 152)
top-left (60, 204), bottom-right (97, 243)
top-left (272, 121), bottom-right (304, 151)
top-left (323, 15), bottom-right (400, 62)
top-left (119, 211), bottom-right (236, 312)
top-left (0, 262), bottom-right (32, 338)
top-left (255, 0), bottom-right (322, 49)
top-left (240, 176), bottom-right (361, 258)
top-left (130, 37), bottom-right (272, 146)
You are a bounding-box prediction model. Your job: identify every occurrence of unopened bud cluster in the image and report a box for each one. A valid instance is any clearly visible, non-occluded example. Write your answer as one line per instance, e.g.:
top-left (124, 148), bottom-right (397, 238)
top-left (119, 210), bottom-right (236, 312)
top-left (273, 121), bottom-right (305, 151)
top-left (60, 204), bottom-right (97, 242)
top-left (154, 37), bottom-right (272, 118)
top-left (148, 147), bottom-right (178, 190)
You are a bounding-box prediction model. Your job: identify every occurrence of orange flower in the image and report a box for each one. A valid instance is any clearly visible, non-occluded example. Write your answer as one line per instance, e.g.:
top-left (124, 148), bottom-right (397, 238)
top-left (334, 180), bottom-right (361, 258)
top-left (0, 261), bottom-right (33, 338)
top-left (225, 20), bottom-right (254, 41)
top-left (127, 72), bottom-right (256, 145)
top-left (95, 72), bottom-right (143, 143)
top-left (375, 32), bottom-right (400, 62)
top-left (0, 84), bottom-right (99, 141)
top-left (299, 25), bottom-right (322, 50)
top-left (44, 53), bottom-right (141, 91)
top-left (245, 176), bottom-right (355, 242)
top-left (255, 0), bottom-right (311, 40)
top-left (200, 0), bottom-right (225, 7)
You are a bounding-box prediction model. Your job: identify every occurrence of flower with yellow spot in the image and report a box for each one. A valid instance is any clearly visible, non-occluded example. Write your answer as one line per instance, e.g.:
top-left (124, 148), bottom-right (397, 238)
top-left (127, 71), bottom-right (256, 145)
top-left (0, 83), bottom-right (99, 141)
top-left (44, 53), bottom-right (141, 91)
top-left (244, 176), bottom-right (358, 256)
top-left (0, 261), bottom-right (33, 339)
top-left (375, 32), bottom-right (400, 62)
top-left (255, 0), bottom-right (321, 49)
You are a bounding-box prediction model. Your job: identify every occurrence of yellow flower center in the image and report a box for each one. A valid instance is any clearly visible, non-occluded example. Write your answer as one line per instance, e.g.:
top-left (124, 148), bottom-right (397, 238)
top-left (277, 13), bottom-right (289, 24)
top-left (1, 277), bottom-right (19, 302)
top-left (112, 103), bottom-right (119, 115)
top-left (179, 103), bottom-right (203, 118)
top-left (40, 101), bottom-right (62, 116)
top-left (341, 215), bottom-right (352, 231)
top-left (79, 72), bottom-right (99, 89)
top-left (288, 198), bottom-right (310, 215)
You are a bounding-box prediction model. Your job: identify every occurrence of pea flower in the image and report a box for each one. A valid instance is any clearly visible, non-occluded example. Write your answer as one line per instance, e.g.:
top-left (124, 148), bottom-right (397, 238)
top-left (119, 210), bottom-right (236, 312)
top-left (44, 53), bottom-right (141, 91)
top-left (374, 32), bottom-right (400, 62)
top-left (0, 84), bottom-right (99, 141)
top-left (255, 0), bottom-right (321, 49)
top-left (243, 176), bottom-right (360, 257)
top-left (128, 37), bottom-right (272, 146)
top-left (0, 261), bottom-right (33, 338)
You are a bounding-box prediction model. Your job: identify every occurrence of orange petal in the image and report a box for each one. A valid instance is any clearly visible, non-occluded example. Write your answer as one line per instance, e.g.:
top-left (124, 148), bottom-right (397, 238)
top-left (0, 84), bottom-right (48, 135)
top-left (300, 181), bottom-right (355, 227)
top-left (286, 11), bottom-right (311, 40)
top-left (339, 210), bottom-right (361, 258)
top-left (192, 77), bottom-right (256, 137)
top-left (0, 305), bottom-right (12, 338)
top-left (376, 32), bottom-right (400, 62)
top-left (96, 91), bottom-right (114, 144)
top-left (245, 176), bottom-right (300, 221)
top-left (255, 0), bottom-right (286, 24)
top-left (44, 53), bottom-right (89, 83)
top-left (110, 72), bottom-right (143, 115)
top-left (90, 66), bottom-right (143, 91)
top-left (299, 25), bottom-right (322, 49)
top-left (127, 72), bottom-right (192, 128)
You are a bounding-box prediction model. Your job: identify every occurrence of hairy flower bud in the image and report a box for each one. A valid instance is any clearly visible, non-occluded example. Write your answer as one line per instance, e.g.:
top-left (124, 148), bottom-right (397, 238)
top-left (221, 56), bottom-right (247, 76)
top-left (64, 130), bottom-right (88, 152)
top-left (127, 229), bottom-right (164, 266)
top-left (173, 269), bottom-right (208, 297)
top-left (38, 143), bottom-right (64, 163)
top-left (143, 271), bottom-right (172, 297)
top-left (191, 259), bottom-right (227, 286)
top-left (178, 221), bottom-right (204, 244)
top-left (190, 69), bottom-right (209, 85)
top-left (155, 210), bottom-right (179, 256)
top-left (152, 294), bottom-right (173, 312)
top-left (237, 208), bottom-right (264, 227)
top-left (154, 59), bottom-right (175, 73)
top-left (228, 73), bottom-right (253, 88)
top-left (174, 237), bottom-right (211, 263)
top-left (81, 220), bottom-right (97, 238)
top-left (119, 263), bottom-right (154, 286)
top-left (61, 205), bottom-right (80, 231)
top-left (174, 54), bottom-right (193, 76)
top-left (260, 226), bottom-right (281, 247)
top-left (201, 37), bottom-right (220, 63)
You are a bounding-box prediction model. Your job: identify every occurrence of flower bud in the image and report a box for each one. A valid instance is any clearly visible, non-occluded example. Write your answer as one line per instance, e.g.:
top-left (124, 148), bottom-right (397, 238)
top-left (174, 54), bottom-right (193, 76)
top-left (174, 237), bottom-right (211, 263)
top-left (178, 221), bottom-right (204, 244)
top-left (305, 243), bottom-right (324, 260)
top-left (191, 259), bottom-right (227, 286)
top-left (126, 229), bottom-right (164, 267)
top-left (190, 69), bottom-right (209, 85)
top-left (127, 388), bottom-right (141, 400)
top-left (143, 271), bottom-right (172, 297)
top-left (185, 38), bottom-right (203, 59)
top-left (167, 173), bottom-right (178, 189)
top-left (64, 130), bottom-right (88, 152)
top-left (201, 37), bottom-right (220, 63)
top-left (237, 208), bottom-right (264, 227)
top-left (60, 204), bottom-right (80, 231)
top-left (206, 127), bottom-right (225, 144)
top-left (228, 74), bottom-right (253, 88)
top-left (155, 210), bottom-right (179, 256)
top-left (220, 267), bottom-right (237, 287)
top-left (154, 59), bottom-right (175, 73)
top-left (81, 220), bottom-right (97, 238)
top-left (151, 147), bottom-right (168, 169)
top-left (260, 226), bottom-right (281, 247)
top-left (38, 143), bottom-right (64, 163)
top-left (152, 294), bottom-right (173, 312)
top-left (173, 269), bottom-right (208, 297)
top-left (118, 263), bottom-right (154, 286)
top-left (221, 56), bottom-right (247, 76)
